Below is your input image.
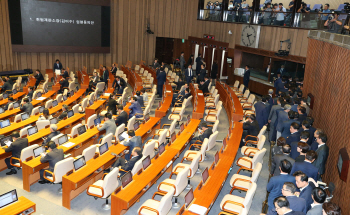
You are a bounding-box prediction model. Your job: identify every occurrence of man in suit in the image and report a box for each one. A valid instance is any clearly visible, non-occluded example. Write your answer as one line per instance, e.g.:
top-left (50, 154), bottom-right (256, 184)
top-left (1, 78), bottom-right (12, 93)
top-left (4, 131), bottom-right (28, 175)
top-left (135, 91), bottom-right (144, 107)
top-left (276, 104), bottom-right (291, 140)
top-left (268, 89), bottom-right (274, 105)
top-left (313, 133), bottom-right (329, 179)
top-left (290, 131), bottom-right (309, 159)
top-left (294, 171), bottom-right (314, 211)
top-left (190, 123), bottom-right (212, 150)
top-left (274, 74), bottom-right (282, 95)
top-left (113, 105), bottom-right (128, 127)
top-left (291, 150), bottom-right (318, 181)
top-left (152, 59), bottom-right (160, 69)
top-left (102, 66), bottom-right (109, 87)
top-left (243, 65), bottom-right (250, 92)
top-left (299, 120), bottom-right (314, 145)
top-left (88, 71), bottom-right (100, 92)
top-left (277, 65), bottom-right (287, 76)
top-left (180, 52), bottom-right (186, 73)
top-left (27, 87), bottom-right (34, 99)
top-left (42, 124), bottom-right (61, 147)
top-left (297, 106), bottom-right (307, 123)
top-left (156, 67), bottom-right (166, 98)
top-left (122, 130), bottom-right (142, 160)
top-left (20, 98), bottom-right (33, 115)
top-left (310, 128), bottom-right (324, 151)
top-left (185, 65), bottom-right (194, 84)
top-left (241, 114), bottom-right (260, 147)
top-left (59, 77), bottom-right (69, 94)
top-left (97, 113), bottom-right (117, 143)
top-left (53, 59), bottom-right (63, 71)
top-left (128, 96), bottom-right (143, 119)
top-left (286, 122), bottom-right (301, 146)
top-left (267, 160), bottom-right (296, 210)
top-left (198, 78), bottom-right (209, 94)
top-left (111, 63), bottom-right (118, 75)
top-left (58, 104), bottom-right (69, 121)
top-left (173, 88), bottom-right (191, 106)
top-left (307, 188), bottom-right (326, 215)
top-left (112, 147), bottom-right (142, 176)
top-left (291, 98), bottom-right (300, 112)
top-left (113, 76), bottom-right (126, 94)
top-left (34, 69), bottom-right (44, 89)
top-left (273, 197), bottom-right (305, 215)
top-left (197, 64), bottom-right (206, 83)
top-left (271, 144), bottom-right (295, 176)
top-left (254, 96), bottom-right (267, 129)
top-left (195, 54), bottom-right (202, 73)
top-left (60, 69), bottom-right (69, 79)
top-left (38, 141), bottom-right (64, 184)
top-left (300, 97), bottom-right (310, 115)
top-left (281, 111), bottom-right (299, 138)
top-left (268, 98), bottom-right (284, 142)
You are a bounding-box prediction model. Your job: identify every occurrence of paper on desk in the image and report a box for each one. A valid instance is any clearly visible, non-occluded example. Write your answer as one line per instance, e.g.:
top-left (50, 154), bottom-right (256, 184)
top-left (188, 204), bottom-right (207, 215)
top-left (104, 93), bottom-right (111, 96)
top-left (36, 97), bottom-right (47, 101)
top-left (120, 132), bottom-right (131, 143)
top-left (198, 93), bottom-right (203, 96)
top-left (4, 140), bottom-right (12, 147)
top-left (166, 90), bottom-right (172, 93)
top-left (62, 142), bottom-right (75, 148)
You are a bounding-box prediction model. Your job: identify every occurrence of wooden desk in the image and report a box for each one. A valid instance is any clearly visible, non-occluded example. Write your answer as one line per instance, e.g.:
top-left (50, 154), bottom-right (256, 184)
top-left (0, 196), bottom-right (36, 215)
top-left (135, 117), bottom-right (161, 142)
top-left (216, 81), bottom-right (243, 122)
top-left (45, 69), bottom-right (54, 82)
top-left (79, 70), bottom-right (90, 89)
top-left (121, 66), bottom-right (143, 89)
top-left (62, 144), bottom-right (126, 209)
top-left (23, 76), bottom-right (36, 94)
top-left (170, 119), bottom-right (201, 152)
top-left (190, 86), bottom-right (205, 120)
top-left (155, 85), bottom-right (173, 118)
top-left (85, 99), bottom-right (106, 120)
top-left (49, 89), bottom-right (86, 114)
top-left (0, 92), bottom-right (26, 106)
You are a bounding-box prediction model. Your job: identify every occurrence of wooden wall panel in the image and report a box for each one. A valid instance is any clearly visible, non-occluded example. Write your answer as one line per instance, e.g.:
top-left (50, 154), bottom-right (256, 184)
top-left (303, 38), bottom-right (350, 213)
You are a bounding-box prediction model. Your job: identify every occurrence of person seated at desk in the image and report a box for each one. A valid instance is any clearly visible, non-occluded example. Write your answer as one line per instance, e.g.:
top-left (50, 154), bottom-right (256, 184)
top-left (20, 98), bottom-right (33, 115)
top-left (58, 77), bottom-right (69, 94)
top-left (38, 108), bottom-right (53, 121)
top-left (60, 69), bottom-right (69, 79)
top-left (38, 141), bottom-right (64, 184)
top-left (42, 124), bottom-right (61, 148)
top-left (240, 114), bottom-right (259, 147)
top-left (4, 131), bottom-right (28, 175)
top-left (198, 76), bottom-right (210, 94)
top-left (172, 88), bottom-right (191, 106)
top-left (58, 104), bottom-right (69, 121)
top-left (128, 97), bottom-right (143, 119)
top-left (1, 78), bottom-right (12, 94)
top-left (88, 71), bottom-right (100, 93)
top-left (121, 130), bottom-right (142, 160)
top-left (113, 105), bottom-right (128, 127)
top-left (4, 97), bottom-right (14, 111)
top-left (174, 78), bottom-right (186, 91)
top-left (53, 59), bottom-right (63, 71)
top-left (135, 91), bottom-right (144, 107)
top-left (112, 76), bottom-right (126, 94)
top-left (189, 123), bottom-right (213, 150)
top-left (97, 113), bottom-right (117, 142)
top-left (141, 88), bottom-right (148, 104)
top-left (4, 76), bottom-right (14, 86)
top-left (34, 69), bottom-right (44, 89)
top-left (111, 63), bottom-right (118, 75)
top-left (110, 147), bottom-right (142, 176)
top-left (27, 87), bottom-right (34, 99)
top-left (106, 94), bottom-right (119, 115)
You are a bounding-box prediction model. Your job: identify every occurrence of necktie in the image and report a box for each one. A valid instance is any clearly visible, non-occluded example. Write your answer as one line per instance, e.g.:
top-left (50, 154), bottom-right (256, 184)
top-left (190, 69), bottom-right (192, 77)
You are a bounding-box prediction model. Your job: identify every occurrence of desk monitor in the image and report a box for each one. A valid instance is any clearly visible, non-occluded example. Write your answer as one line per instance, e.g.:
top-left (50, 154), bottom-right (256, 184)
top-left (21, 113), bottom-right (29, 121)
top-left (0, 107), bottom-right (4, 114)
top-left (94, 118), bottom-right (101, 126)
top-left (99, 142), bottom-right (109, 155)
top-left (187, 114), bottom-right (191, 124)
top-left (121, 171), bottom-right (133, 188)
top-left (33, 146), bottom-right (45, 158)
top-left (77, 125), bottom-right (86, 135)
top-left (89, 100), bottom-right (93, 106)
top-left (214, 151), bottom-right (219, 165)
top-left (184, 188), bottom-right (194, 208)
top-left (3, 93), bottom-right (8, 99)
top-left (70, 90), bottom-right (74, 97)
top-left (63, 95), bottom-right (68, 101)
top-left (142, 155), bottom-right (151, 170)
top-left (0, 136), bottom-right (13, 147)
top-left (58, 134), bottom-right (68, 145)
top-left (222, 138), bottom-right (227, 152)
top-left (158, 101), bottom-right (161, 108)
top-left (37, 92), bottom-right (42, 98)
top-left (39, 106), bottom-right (44, 113)
top-left (171, 132), bottom-right (176, 143)
top-left (67, 110), bottom-right (74, 118)
top-left (12, 89), bottom-right (17, 95)
top-left (52, 100), bottom-right (58, 107)
top-left (76, 86), bottom-right (79, 91)
top-left (144, 113), bottom-right (150, 122)
top-left (73, 156), bottom-right (86, 171)
top-left (0, 189), bottom-right (18, 209)
top-left (118, 131), bottom-right (127, 141)
top-left (27, 126), bottom-right (38, 136)
top-left (133, 121), bottom-right (140, 131)
top-left (50, 118), bottom-right (58, 125)
top-left (13, 102), bottom-right (19, 109)
top-left (0, 119), bottom-right (11, 129)
top-left (158, 143), bottom-right (165, 155)
top-left (202, 167), bottom-right (209, 184)
top-left (180, 123), bottom-right (184, 132)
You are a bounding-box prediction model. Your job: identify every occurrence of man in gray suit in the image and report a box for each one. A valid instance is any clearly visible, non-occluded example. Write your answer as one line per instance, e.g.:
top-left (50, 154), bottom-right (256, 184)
top-left (313, 133), bottom-right (329, 179)
top-left (268, 97), bottom-right (284, 142)
top-left (270, 144), bottom-right (295, 176)
top-left (180, 52), bottom-right (186, 74)
top-left (307, 188), bottom-right (326, 215)
top-left (43, 124), bottom-right (61, 147)
top-left (20, 98), bottom-right (33, 115)
top-left (4, 131), bottom-right (28, 175)
top-left (39, 141), bottom-right (64, 184)
top-left (97, 113), bottom-right (117, 143)
top-left (122, 130), bottom-right (142, 160)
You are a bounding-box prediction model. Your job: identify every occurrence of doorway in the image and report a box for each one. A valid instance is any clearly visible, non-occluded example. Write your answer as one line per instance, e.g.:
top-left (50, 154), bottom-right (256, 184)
top-left (155, 37), bottom-right (174, 64)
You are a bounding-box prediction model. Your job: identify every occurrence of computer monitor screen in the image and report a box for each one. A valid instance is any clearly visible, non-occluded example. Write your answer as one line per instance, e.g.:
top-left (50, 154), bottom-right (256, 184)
top-left (142, 155), bottom-right (151, 170)
top-left (45, 88), bottom-right (48, 93)
top-left (70, 91), bottom-right (74, 97)
top-left (0, 136), bottom-right (13, 147)
top-left (214, 151), bottom-right (219, 165)
top-left (184, 188), bottom-right (194, 208)
top-left (180, 123), bottom-right (184, 132)
top-left (0, 119), bottom-right (11, 129)
top-left (33, 146), bottom-right (45, 158)
top-left (202, 167), bottom-right (209, 184)
top-left (121, 171), bottom-right (133, 188)
top-left (50, 118), bottom-right (58, 125)
top-left (187, 114), bottom-right (191, 123)
top-left (13, 102), bottom-right (19, 109)
top-left (158, 101), bottom-right (161, 108)
top-left (27, 126), bottom-right (38, 136)
top-left (63, 95), bottom-right (67, 101)
top-left (73, 156), bottom-right (86, 171)
top-left (222, 138), bottom-right (227, 151)
top-left (171, 132), bottom-right (176, 143)
top-left (94, 118), bottom-right (101, 126)
top-left (39, 106), bottom-right (44, 113)
top-left (67, 110), bottom-right (74, 118)
top-left (76, 86), bottom-right (79, 91)
top-left (77, 125), bottom-right (86, 135)
top-left (144, 113), bottom-right (150, 122)
top-left (12, 89), bottom-right (17, 94)
top-left (58, 134), bottom-right (68, 145)
top-left (158, 143), bottom-right (165, 155)
top-left (52, 100), bottom-right (58, 107)
top-left (133, 121), bottom-right (139, 130)
top-left (3, 93), bottom-right (8, 99)
top-left (99, 142), bottom-right (109, 155)
top-left (37, 92), bottom-right (42, 98)
top-left (89, 100), bottom-right (93, 105)
top-left (0, 107), bottom-right (4, 114)
top-left (0, 189), bottom-right (18, 209)
top-left (21, 113), bottom-right (29, 121)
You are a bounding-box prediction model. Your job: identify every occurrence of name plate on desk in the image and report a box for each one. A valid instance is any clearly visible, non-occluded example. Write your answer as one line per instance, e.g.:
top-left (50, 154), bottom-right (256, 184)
top-left (188, 204), bottom-right (207, 215)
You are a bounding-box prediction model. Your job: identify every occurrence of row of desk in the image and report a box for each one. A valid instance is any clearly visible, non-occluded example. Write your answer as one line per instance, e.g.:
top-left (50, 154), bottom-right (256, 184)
top-left (0, 92), bottom-right (26, 106)
top-left (189, 83), bottom-right (205, 120)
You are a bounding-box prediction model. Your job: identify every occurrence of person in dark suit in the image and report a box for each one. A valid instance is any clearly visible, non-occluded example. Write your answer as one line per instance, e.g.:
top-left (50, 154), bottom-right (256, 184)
top-left (38, 141), bottom-right (64, 184)
top-left (271, 144), bottom-right (295, 176)
top-left (113, 105), bottom-right (128, 127)
top-left (197, 64), bottom-right (206, 83)
top-left (273, 197), bottom-right (305, 215)
top-left (122, 130), bottom-right (142, 160)
top-left (243, 65), bottom-right (250, 92)
top-left (88, 71), bottom-right (100, 92)
top-left (276, 104), bottom-right (291, 140)
top-left (102, 66), bottom-right (109, 87)
top-left (189, 123), bottom-right (213, 150)
top-left (152, 59), bottom-right (161, 69)
top-left (180, 52), bottom-right (186, 73)
top-left (294, 171), bottom-right (314, 211)
top-left (34, 69), bottom-right (44, 89)
top-left (110, 63), bottom-right (118, 75)
top-left (300, 98), bottom-right (310, 116)
top-left (112, 147), bottom-right (142, 176)
top-left (60, 69), bottom-right (69, 79)
top-left (59, 77), bottom-right (69, 94)
top-left (173, 88), bottom-right (191, 106)
top-left (254, 97), bottom-right (267, 129)
top-left (195, 54), bottom-right (202, 73)
top-left (262, 95), bottom-right (272, 126)
top-left (268, 89), bottom-right (274, 105)
top-left (313, 133), bottom-right (329, 179)
top-left (4, 97), bottom-right (14, 111)
top-left (290, 150), bottom-right (318, 181)
top-left (277, 65), bottom-right (287, 76)
top-left (241, 114), bottom-right (260, 147)
top-left (53, 59), bottom-right (63, 71)
top-left (286, 122), bottom-right (301, 146)
top-left (307, 188), bottom-right (326, 215)
top-left (185, 65), bottom-right (194, 84)
top-left (1, 78), bottom-right (12, 93)
top-left (4, 131), bottom-right (28, 175)
top-left (187, 55), bottom-right (194, 68)
top-left (310, 128), bottom-right (324, 151)
top-left (198, 78), bottom-right (209, 94)
top-left (297, 106), bottom-right (307, 124)
top-left (291, 98), bottom-right (300, 112)
top-left (42, 124), bottom-right (61, 147)
top-left (156, 67), bottom-right (166, 98)
top-left (271, 137), bottom-right (286, 160)
top-left (58, 104), bottom-right (69, 121)
top-left (106, 94), bottom-right (119, 115)
top-left (299, 120), bottom-right (314, 145)
top-left (211, 60), bottom-right (218, 84)
top-left (274, 74), bottom-right (282, 95)
top-left (20, 98), bottom-right (33, 115)
top-left (267, 160), bottom-right (296, 211)
top-left (128, 97), bottom-right (143, 119)
top-left (290, 131), bottom-right (309, 159)
top-left (113, 76), bottom-right (127, 94)
top-left (135, 91), bottom-right (144, 107)
top-left (281, 111), bottom-right (299, 138)
top-left (294, 141), bottom-right (309, 162)
top-left (268, 98), bottom-right (284, 142)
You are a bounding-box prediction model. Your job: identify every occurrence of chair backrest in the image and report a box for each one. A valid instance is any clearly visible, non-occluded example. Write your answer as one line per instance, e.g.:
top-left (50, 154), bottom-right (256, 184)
top-left (135, 65), bottom-right (140, 71)
top-left (53, 157), bottom-right (74, 183)
top-left (51, 134), bottom-right (65, 146)
top-left (143, 140), bottom-right (156, 159)
top-left (188, 153), bottom-right (201, 178)
top-left (42, 82), bottom-right (48, 91)
top-left (100, 133), bottom-right (113, 148)
top-left (81, 98), bottom-right (88, 109)
top-left (158, 129), bottom-right (168, 146)
top-left (14, 114), bottom-right (22, 123)
top-left (242, 182), bottom-right (257, 214)
top-left (101, 167), bottom-right (120, 198)
top-left (96, 82), bottom-right (105, 92)
top-left (247, 94), bottom-right (255, 104)
top-left (45, 99), bottom-right (53, 109)
top-left (86, 114), bottom-right (97, 129)
top-left (56, 94), bottom-right (63, 103)
top-left (199, 138), bottom-right (209, 161)
top-left (215, 106), bottom-right (223, 118)
top-left (36, 120), bottom-right (50, 130)
top-left (72, 104), bottom-right (80, 114)
top-left (257, 126), bottom-right (267, 140)
top-left (178, 106), bottom-right (186, 117)
top-left (63, 89), bottom-right (68, 96)
top-left (242, 89), bottom-right (250, 98)
top-left (140, 68), bottom-right (144, 74)
top-left (234, 80), bottom-right (239, 88)
top-left (213, 94), bottom-right (220, 105)
top-left (71, 123), bottom-right (83, 138)
top-left (207, 131), bottom-right (219, 151)
top-left (251, 148), bottom-right (266, 169)
top-left (20, 144), bottom-right (38, 162)
top-left (250, 162), bottom-right (263, 183)
top-left (82, 145), bottom-right (97, 162)
top-left (212, 120), bottom-right (219, 133)
top-left (32, 91), bottom-right (39, 99)
top-left (114, 124), bottom-right (125, 142)
top-left (174, 166), bottom-right (190, 196)
top-left (216, 101), bottom-right (223, 110)
top-left (238, 84), bottom-right (244, 93)
top-left (168, 119), bottom-right (177, 136)
top-left (158, 187), bottom-right (174, 214)
top-left (185, 96), bottom-right (193, 108)
top-left (20, 126), bottom-right (32, 138)
top-left (89, 92), bottom-right (95, 101)
top-left (131, 158), bottom-right (143, 176)
top-left (31, 106), bottom-right (40, 116)
top-left (127, 116), bottom-right (136, 131)
top-left (68, 82), bottom-right (75, 91)
top-left (8, 103), bottom-right (14, 110)
top-left (256, 135), bottom-right (266, 150)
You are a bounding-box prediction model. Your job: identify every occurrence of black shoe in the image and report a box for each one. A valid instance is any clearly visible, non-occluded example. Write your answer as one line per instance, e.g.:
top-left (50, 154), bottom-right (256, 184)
top-left (6, 169), bottom-right (17, 175)
top-left (38, 180), bottom-right (49, 184)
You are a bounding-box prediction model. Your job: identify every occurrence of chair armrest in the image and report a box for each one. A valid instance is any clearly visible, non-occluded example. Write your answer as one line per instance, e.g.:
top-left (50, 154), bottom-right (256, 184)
top-left (188, 143), bottom-right (202, 150)
top-left (43, 170), bottom-right (55, 182)
top-left (207, 109), bottom-right (218, 115)
top-left (152, 191), bottom-right (166, 200)
top-left (157, 182), bottom-right (176, 195)
top-left (236, 157), bottom-right (253, 169)
top-left (236, 166), bottom-right (253, 174)
top-left (102, 173), bottom-right (108, 180)
top-left (172, 165), bottom-right (192, 177)
top-left (86, 185), bottom-right (104, 198)
top-left (222, 200), bottom-right (245, 214)
top-left (240, 98), bottom-right (248, 102)
top-left (244, 135), bottom-right (258, 142)
top-left (230, 178), bottom-right (252, 193)
top-left (10, 157), bottom-right (21, 167)
top-left (152, 134), bottom-right (160, 139)
top-left (243, 147), bottom-right (259, 156)
top-left (161, 124), bottom-right (171, 129)
top-left (186, 152), bottom-right (202, 161)
top-left (247, 150), bottom-right (257, 157)
top-left (119, 168), bottom-right (128, 173)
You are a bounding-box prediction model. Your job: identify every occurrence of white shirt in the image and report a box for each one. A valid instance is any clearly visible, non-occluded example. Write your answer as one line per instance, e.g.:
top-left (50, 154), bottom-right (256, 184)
top-left (304, 160), bottom-right (311, 163)
top-left (311, 203), bottom-right (322, 208)
top-left (300, 184), bottom-right (309, 192)
top-left (318, 143), bottom-right (325, 148)
top-left (284, 210), bottom-right (293, 214)
top-left (188, 68), bottom-right (192, 76)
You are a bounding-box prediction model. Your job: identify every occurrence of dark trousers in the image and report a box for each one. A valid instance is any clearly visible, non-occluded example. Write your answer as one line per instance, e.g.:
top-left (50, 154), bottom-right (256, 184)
top-left (35, 81), bottom-right (40, 89)
top-left (40, 168), bottom-right (52, 180)
top-left (186, 77), bottom-right (192, 84)
top-left (157, 84), bottom-right (163, 98)
top-left (5, 157), bottom-right (18, 169)
top-left (112, 157), bottom-right (127, 176)
top-left (189, 137), bottom-right (201, 150)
